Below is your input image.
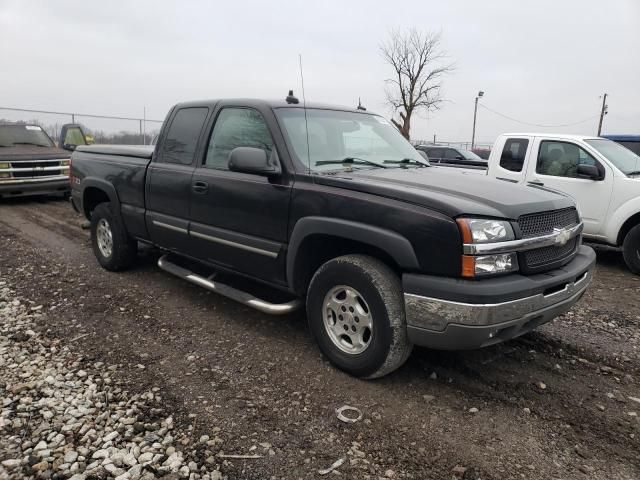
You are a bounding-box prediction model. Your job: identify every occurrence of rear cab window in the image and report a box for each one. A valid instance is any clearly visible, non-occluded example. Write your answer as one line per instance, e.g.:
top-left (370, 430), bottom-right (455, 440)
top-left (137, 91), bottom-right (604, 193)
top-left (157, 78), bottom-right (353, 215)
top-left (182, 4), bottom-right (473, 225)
top-left (499, 138), bottom-right (529, 172)
top-left (161, 107), bottom-right (209, 165)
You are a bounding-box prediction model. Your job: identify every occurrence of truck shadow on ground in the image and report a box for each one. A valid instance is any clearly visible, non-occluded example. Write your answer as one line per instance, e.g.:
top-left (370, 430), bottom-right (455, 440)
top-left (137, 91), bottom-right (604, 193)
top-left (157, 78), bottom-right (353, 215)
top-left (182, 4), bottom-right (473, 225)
top-left (590, 245), bottom-right (628, 271)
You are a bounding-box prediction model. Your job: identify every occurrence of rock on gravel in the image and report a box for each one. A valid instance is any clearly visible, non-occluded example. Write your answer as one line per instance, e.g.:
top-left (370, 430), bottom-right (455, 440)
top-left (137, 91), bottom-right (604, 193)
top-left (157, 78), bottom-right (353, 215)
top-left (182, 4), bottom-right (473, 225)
top-left (0, 285), bottom-right (224, 480)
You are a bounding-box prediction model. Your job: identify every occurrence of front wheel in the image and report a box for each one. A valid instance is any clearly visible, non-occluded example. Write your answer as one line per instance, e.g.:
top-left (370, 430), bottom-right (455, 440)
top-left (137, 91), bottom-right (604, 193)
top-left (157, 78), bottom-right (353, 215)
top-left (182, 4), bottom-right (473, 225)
top-left (90, 202), bottom-right (138, 271)
top-left (622, 224), bottom-right (640, 275)
top-left (306, 254), bottom-right (412, 378)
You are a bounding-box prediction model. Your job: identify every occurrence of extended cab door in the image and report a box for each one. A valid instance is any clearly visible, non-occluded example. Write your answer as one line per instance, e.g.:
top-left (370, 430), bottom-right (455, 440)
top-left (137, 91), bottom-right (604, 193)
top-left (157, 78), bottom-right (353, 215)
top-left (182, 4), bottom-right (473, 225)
top-left (188, 105), bottom-right (292, 285)
top-left (486, 136), bottom-right (533, 183)
top-left (524, 137), bottom-right (614, 235)
top-left (145, 106), bottom-right (210, 250)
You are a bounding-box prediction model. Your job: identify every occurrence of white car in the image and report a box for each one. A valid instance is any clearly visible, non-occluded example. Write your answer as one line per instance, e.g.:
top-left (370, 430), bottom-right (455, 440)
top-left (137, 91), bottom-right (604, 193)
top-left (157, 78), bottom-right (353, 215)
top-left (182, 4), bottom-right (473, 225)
top-left (482, 133), bottom-right (640, 273)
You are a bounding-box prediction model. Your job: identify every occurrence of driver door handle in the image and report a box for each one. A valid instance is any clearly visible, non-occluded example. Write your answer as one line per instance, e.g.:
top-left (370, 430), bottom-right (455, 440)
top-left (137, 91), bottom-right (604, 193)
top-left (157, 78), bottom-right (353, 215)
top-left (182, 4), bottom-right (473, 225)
top-left (528, 180), bottom-right (544, 186)
top-left (192, 181), bottom-right (209, 194)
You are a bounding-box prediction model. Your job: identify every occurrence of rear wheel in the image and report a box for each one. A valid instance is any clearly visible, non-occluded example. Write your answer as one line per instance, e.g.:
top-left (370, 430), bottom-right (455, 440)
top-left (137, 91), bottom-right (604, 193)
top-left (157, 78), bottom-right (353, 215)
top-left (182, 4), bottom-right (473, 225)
top-left (622, 224), bottom-right (640, 275)
top-left (90, 202), bottom-right (137, 271)
top-left (306, 254), bottom-right (412, 378)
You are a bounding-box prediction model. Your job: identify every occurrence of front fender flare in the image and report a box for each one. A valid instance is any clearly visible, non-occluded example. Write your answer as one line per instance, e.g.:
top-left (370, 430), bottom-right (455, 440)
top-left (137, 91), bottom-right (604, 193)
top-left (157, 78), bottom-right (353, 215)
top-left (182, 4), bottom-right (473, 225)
top-left (286, 216), bottom-right (420, 290)
top-left (605, 196), bottom-right (640, 244)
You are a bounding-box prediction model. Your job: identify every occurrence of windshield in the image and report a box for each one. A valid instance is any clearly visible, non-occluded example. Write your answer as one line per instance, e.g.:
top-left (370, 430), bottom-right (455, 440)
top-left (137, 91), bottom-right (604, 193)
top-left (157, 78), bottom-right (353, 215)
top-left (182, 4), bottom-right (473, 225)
top-left (0, 124), bottom-right (54, 147)
top-left (275, 108), bottom-right (426, 171)
top-left (459, 149), bottom-right (484, 161)
top-left (585, 139), bottom-right (640, 175)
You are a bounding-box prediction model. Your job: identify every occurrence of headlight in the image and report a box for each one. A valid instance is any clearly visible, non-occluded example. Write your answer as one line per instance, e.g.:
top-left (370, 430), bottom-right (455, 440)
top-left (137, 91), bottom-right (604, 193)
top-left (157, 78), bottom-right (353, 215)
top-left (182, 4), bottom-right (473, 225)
top-left (462, 253), bottom-right (518, 277)
top-left (457, 218), bottom-right (515, 243)
top-left (457, 218), bottom-right (518, 278)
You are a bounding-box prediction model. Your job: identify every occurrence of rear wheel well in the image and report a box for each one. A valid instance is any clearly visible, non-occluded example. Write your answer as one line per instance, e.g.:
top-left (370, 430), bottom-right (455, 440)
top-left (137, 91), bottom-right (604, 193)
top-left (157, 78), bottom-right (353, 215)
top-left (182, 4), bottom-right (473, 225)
top-left (291, 234), bottom-right (401, 295)
top-left (82, 187), bottom-right (111, 219)
top-left (617, 212), bottom-right (640, 245)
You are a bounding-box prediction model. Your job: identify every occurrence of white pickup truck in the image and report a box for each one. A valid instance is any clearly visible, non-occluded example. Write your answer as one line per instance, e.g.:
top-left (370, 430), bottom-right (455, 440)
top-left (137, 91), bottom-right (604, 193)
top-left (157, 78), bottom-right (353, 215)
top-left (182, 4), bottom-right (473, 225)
top-left (472, 133), bottom-right (640, 274)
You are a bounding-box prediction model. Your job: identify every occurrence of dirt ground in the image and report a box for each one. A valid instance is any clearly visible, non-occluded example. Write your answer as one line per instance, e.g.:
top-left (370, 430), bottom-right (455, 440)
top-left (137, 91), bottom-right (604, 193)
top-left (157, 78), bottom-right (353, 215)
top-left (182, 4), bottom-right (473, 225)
top-left (0, 197), bottom-right (638, 480)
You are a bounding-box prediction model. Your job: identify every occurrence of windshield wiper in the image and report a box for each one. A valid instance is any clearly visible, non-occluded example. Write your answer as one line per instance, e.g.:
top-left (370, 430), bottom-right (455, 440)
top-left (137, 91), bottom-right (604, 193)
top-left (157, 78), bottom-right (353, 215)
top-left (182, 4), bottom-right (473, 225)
top-left (11, 142), bottom-right (48, 147)
top-left (314, 157), bottom-right (387, 169)
top-left (626, 170), bottom-right (640, 176)
top-left (383, 158), bottom-right (430, 167)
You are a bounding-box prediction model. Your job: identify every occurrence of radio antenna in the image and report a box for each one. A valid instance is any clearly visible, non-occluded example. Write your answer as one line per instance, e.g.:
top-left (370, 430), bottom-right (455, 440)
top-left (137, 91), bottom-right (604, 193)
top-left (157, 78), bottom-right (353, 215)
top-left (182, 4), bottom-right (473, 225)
top-left (299, 54), bottom-right (311, 174)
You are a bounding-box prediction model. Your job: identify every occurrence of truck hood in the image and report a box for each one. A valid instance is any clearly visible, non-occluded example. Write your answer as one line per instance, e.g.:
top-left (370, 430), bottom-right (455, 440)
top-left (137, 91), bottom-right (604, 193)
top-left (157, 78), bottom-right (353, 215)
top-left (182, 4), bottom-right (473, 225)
top-left (0, 145), bottom-right (70, 161)
top-left (315, 166), bottom-right (575, 219)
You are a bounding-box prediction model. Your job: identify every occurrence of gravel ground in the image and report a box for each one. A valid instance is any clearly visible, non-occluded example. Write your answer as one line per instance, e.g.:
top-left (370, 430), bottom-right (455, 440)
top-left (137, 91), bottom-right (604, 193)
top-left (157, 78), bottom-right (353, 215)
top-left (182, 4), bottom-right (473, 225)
top-left (0, 197), bottom-right (639, 480)
top-left (0, 283), bottom-right (226, 480)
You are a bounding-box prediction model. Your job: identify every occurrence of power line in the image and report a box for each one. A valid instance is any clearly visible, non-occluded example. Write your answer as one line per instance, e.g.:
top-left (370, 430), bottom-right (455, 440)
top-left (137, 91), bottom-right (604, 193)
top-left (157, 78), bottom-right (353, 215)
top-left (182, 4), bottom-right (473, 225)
top-left (478, 103), bottom-right (599, 128)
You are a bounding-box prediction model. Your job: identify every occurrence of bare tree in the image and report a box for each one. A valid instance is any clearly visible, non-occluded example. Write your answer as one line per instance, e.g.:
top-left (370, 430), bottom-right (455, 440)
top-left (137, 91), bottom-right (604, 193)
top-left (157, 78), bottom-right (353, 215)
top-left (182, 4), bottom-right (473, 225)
top-left (381, 28), bottom-right (453, 140)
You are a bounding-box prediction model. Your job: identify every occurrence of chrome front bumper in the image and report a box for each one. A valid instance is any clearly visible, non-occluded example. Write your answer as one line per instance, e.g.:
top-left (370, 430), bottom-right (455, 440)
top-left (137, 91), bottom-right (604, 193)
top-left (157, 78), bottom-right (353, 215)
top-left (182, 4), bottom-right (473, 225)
top-left (403, 246), bottom-right (595, 350)
top-left (405, 268), bottom-right (592, 331)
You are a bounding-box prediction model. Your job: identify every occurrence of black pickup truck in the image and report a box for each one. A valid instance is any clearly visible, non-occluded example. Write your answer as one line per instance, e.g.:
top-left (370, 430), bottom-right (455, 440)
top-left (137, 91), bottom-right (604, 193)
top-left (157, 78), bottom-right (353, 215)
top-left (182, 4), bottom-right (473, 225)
top-left (70, 96), bottom-right (596, 378)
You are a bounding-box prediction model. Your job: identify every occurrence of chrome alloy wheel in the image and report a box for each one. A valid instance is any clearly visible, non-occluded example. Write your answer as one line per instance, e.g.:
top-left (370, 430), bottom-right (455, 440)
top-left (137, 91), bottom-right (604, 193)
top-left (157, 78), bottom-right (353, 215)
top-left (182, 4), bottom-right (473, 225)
top-left (323, 285), bottom-right (373, 354)
top-left (96, 218), bottom-right (113, 258)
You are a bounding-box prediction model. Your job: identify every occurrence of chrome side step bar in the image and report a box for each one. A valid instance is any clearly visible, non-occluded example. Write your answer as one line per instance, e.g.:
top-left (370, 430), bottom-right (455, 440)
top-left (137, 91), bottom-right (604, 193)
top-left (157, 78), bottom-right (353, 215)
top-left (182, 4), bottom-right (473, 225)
top-left (157, 255), bottom-right (302, 315)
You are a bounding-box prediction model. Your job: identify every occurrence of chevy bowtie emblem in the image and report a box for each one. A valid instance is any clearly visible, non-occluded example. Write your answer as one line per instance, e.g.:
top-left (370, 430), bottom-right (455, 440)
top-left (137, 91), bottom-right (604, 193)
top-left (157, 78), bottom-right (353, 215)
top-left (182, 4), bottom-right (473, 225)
top-left (553, 227), bottom-right (571, 246)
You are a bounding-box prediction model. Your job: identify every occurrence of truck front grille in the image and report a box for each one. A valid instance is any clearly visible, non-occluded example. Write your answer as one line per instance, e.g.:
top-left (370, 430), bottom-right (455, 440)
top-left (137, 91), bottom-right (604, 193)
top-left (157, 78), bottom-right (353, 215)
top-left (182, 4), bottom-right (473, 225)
top-left (518, 207), bottom-right (579, 238)
top-left (7, 159), bottom-right (67, 179)
top-left (517, 208), bottom-right (580, 273)
top-left (522, 238), bottom-right (579, 268)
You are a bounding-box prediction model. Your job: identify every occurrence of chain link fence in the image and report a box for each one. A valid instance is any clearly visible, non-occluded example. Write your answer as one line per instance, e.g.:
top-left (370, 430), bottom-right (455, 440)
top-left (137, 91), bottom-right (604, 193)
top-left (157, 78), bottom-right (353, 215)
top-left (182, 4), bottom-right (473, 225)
top-left (0, 107), bottom-right (164, 146)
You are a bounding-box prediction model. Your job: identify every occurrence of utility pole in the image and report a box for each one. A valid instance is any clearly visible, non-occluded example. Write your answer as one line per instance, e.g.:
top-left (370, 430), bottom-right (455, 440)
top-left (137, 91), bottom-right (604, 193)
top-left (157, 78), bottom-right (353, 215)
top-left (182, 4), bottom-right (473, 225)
top-left (597, 93), bottom-right (608, 136)
top-left (471, 90), bottom-right (484, 149)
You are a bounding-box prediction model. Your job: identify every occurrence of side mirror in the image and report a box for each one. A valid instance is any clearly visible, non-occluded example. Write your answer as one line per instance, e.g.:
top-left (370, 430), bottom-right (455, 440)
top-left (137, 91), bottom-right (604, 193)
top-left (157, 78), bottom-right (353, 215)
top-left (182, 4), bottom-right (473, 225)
top-left (60, 124), bottom-right (88, 152)
top-left (455, 155), bottom-right (464, 161)
top-left (228, 147), bottom-right (280, 176)
top-left (577, 164), bottom-right (604, 180)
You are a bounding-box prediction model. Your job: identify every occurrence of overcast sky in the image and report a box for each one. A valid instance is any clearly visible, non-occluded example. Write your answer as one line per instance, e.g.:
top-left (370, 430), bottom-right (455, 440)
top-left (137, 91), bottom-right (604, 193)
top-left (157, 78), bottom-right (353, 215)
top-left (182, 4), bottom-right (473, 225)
top-left (1, 0), bottom-right (639, 143)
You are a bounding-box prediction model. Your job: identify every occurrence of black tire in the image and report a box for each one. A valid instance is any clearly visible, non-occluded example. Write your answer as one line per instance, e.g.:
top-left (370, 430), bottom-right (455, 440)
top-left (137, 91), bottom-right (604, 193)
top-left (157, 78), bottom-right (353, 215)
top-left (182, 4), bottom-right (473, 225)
top-left (622, 224), bottom-right (640, 275)
top-left (306, 254), bottom-right (412, 378)
top-left (90, 202), bottom-right (137, 271)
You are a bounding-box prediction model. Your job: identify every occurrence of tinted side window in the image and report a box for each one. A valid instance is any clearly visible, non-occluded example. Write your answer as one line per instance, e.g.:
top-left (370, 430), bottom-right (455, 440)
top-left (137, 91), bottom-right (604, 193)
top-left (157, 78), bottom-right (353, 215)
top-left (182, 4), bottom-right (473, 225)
top-left (205, 108), bottom-right (274, 170)
top-left (443, 148), bottom-right (459, 159)
top-left (427, 148), bottom-right (442, 158)
top-left (162, 107), bottom-right (209, 165)
top-left (536, 141), bottom-right (598, 178)
top-left (620, 141), bottom-right (640, 156)
top-left (500, 138), bottom-right (529, 172)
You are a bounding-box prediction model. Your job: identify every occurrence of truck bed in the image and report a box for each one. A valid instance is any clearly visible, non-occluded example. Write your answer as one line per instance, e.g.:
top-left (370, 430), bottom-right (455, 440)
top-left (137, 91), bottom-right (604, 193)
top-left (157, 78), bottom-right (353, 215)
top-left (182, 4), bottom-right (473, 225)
top-left (71, 145), bottom-right (153, 239)
top-left (75, 145), bottom-right (154, 158)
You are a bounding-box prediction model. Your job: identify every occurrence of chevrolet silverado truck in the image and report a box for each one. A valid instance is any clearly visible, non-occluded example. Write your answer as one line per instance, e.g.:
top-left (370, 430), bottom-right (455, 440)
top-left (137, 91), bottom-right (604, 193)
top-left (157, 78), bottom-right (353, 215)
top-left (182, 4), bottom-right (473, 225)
top-left (70, 97), bottom-right (596, 378)
top-left (0, 123), bottom-right (72, 198)
top-left (482, 133), bottom-right (640, 274)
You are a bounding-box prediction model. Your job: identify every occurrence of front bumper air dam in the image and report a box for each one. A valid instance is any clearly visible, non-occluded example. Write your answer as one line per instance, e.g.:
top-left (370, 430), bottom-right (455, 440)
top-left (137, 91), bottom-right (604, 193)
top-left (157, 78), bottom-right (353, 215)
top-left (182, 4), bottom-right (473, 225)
top-left (0, 177), bottom-right (70, 198)
top-left (403, 245), bottom-right (596, 350)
